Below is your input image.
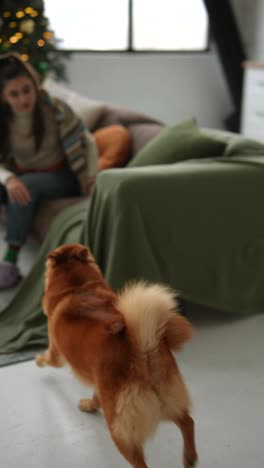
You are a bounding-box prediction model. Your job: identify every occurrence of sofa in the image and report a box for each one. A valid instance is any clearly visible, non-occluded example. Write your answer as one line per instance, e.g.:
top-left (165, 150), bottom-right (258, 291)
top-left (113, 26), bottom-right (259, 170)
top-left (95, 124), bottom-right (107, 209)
top-left (13, 81), bottom-right (264, 317)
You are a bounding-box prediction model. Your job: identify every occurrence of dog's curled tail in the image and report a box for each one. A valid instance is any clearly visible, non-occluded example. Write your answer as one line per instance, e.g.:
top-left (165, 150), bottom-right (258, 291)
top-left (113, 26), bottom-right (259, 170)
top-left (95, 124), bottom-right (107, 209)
top-left (116, 282), bottom-right (192, 352)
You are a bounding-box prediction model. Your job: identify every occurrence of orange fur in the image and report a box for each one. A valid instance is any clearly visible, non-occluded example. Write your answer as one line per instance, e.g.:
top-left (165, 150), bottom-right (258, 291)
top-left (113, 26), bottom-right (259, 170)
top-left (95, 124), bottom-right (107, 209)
top-left (35, 244), bottom-right (198, 468)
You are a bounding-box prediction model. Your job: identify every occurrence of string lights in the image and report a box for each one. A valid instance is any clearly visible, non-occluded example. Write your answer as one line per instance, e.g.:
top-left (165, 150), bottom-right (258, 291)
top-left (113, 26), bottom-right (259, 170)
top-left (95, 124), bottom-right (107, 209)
top-left (2, 6), bottom-right (50, 53)
top-left (0, 1), bottom-right (70, 80)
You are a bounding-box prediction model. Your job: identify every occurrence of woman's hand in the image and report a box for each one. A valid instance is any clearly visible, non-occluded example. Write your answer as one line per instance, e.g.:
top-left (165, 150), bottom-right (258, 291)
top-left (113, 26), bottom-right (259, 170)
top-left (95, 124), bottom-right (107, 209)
top-left (6, 176), bottom-right (32, 206)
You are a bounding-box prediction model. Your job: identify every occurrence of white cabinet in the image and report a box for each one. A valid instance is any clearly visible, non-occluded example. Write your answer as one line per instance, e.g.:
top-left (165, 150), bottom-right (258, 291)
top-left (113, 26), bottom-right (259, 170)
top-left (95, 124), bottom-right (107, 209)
top-left (241, 62), bottom-right (264, 142)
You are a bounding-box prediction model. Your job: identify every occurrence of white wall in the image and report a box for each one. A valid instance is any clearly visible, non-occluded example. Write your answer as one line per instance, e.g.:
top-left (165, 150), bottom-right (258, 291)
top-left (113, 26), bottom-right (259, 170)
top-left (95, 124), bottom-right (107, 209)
top-left (231, 0), bottom-right (264, 61)
top-left (250, 2), bottom-right (264, 60)
top-left (65, 1), bottom-right (262, 130)
top-left (67, 51), bottom-right (233, 129)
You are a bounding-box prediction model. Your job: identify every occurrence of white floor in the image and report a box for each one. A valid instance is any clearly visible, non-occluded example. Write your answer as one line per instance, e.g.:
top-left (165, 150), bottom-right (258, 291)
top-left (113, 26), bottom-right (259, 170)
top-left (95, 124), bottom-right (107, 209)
top-left (0, 308), bottom-right (263, 468)
top-left (1, 221), bottom-right (264, 467)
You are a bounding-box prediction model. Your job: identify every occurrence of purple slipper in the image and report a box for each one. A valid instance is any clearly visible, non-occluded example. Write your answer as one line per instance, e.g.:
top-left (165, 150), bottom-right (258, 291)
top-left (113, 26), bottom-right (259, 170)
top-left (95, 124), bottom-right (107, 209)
top-left (0, 262), bottom-right (22, 289)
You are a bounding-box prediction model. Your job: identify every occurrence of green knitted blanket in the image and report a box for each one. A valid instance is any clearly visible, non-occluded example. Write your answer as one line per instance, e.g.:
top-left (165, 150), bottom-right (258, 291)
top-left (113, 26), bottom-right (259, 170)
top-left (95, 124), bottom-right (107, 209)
top-left (0, 199), bottom-right (90, 365)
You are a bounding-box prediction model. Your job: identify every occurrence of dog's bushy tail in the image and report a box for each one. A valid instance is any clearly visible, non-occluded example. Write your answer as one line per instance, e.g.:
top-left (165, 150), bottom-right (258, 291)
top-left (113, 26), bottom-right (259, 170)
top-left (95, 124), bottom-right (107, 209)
top-left (116, 282), bottom-right (192, 352)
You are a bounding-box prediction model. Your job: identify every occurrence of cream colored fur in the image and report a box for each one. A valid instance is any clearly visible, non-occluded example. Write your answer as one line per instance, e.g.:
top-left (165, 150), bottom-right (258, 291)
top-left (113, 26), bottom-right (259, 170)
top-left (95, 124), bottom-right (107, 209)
top-left (116, 282), bottom-right (178, 352)
top-left (112, 283), bottom-right (191, 446)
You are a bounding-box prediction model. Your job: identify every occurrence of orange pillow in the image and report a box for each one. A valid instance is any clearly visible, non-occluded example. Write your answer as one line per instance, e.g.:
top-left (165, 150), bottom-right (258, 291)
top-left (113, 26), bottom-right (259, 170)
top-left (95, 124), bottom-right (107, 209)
top-left (93, 125), bottom-right (131, 171)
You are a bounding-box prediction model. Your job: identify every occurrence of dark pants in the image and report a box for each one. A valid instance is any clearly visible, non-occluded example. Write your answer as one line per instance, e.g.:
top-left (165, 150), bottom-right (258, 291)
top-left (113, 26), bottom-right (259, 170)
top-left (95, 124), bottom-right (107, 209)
top-left (0, 167), bottom-right (80, 246)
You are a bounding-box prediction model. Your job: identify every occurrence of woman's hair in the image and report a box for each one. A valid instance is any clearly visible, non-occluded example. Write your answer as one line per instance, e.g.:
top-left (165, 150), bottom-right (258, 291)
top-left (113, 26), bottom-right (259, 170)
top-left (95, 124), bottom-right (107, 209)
top-left (0, 53), bottom-right (45, 158)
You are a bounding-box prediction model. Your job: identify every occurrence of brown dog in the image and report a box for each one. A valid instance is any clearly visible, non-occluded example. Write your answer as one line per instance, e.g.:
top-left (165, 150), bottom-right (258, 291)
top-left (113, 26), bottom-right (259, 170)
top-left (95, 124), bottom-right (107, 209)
top-left (35, 243), bottom-right (197, 468)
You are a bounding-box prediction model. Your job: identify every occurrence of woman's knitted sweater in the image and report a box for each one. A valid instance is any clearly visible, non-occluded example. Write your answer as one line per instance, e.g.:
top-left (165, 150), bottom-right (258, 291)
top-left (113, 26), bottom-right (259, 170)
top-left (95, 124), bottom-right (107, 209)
top-left (0, 90), bottom-right (98, 195)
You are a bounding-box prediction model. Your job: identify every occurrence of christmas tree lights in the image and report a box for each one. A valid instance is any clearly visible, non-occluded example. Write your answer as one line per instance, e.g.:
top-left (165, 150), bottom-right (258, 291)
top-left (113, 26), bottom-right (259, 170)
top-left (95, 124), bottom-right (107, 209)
top-left (0, 0), bottom-right (70, 80)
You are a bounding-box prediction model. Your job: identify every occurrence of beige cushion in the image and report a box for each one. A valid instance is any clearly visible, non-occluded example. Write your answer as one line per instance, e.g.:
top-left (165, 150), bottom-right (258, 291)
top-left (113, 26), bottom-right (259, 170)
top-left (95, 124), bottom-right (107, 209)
top-left (42, 78), bottom-right (106, 130)
top-left (129, 123), bottom-right (163, 155)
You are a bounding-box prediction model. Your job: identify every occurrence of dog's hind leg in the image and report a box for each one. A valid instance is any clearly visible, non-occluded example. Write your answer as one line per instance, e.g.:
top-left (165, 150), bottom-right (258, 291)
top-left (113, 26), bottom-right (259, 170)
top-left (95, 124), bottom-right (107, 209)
top-left (79, 392), bottom-right (101, 413)
top-left (35, 322), bottom-right (64, 368)
top-left (111, 435), bottom-right (148, 468)
top-left (174, 411), bottom-right (198, 468)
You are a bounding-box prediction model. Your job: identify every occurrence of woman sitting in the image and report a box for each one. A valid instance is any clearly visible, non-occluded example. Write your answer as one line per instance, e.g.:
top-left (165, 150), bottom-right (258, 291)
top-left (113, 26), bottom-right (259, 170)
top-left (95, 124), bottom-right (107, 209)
top-left (0, 53), bottom-right (98, 289)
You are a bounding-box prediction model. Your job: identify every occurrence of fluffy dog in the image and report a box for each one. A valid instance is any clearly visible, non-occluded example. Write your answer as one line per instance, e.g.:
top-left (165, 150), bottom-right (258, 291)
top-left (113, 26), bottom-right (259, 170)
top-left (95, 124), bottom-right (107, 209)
top-left (35, 243), bottom-right (197, 468)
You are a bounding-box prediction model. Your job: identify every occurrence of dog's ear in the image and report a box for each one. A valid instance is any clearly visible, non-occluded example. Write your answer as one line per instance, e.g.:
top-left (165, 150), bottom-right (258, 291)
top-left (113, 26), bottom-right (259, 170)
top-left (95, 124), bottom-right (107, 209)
top-left (108, 319), bottom-right (125, 335)
top-left (47, 251), bottom-right (64, 265)
top-left (74, 246), bottom-right (89, 263)
top-left (47, 246), bottom-right (89, 265)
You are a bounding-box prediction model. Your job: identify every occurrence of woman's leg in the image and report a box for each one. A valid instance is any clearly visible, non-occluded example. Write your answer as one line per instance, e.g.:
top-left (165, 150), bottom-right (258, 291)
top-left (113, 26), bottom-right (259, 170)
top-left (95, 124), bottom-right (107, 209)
top-left (6, 167), bottom-right (80, 246)
top-left (0, 183), bottom-right (7, 206)
top-left (0, 168), bottom-right (80, 289)
top-left (0, 183), bottom-right (23, 288)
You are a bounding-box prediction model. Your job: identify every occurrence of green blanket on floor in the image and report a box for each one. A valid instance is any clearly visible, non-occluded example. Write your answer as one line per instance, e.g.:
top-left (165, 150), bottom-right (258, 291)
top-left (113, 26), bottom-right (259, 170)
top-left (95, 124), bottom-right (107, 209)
top-left (0, 200), bottom-right (90, 360)
top-left (1, 154), bottom-right (264, 361)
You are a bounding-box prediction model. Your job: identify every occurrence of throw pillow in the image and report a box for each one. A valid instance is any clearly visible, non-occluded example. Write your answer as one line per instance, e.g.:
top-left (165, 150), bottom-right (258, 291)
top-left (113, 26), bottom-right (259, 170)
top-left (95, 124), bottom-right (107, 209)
top-left (128, 118), bottom-right (227, 167)
top-left (224, 137), bottom-right (264, 156)
top-left (93, 125), bottom-right (131, 171)
top-left (129, 123), bottom-right (163, 155)
top-left (42, 77), bottom-right (106, 130)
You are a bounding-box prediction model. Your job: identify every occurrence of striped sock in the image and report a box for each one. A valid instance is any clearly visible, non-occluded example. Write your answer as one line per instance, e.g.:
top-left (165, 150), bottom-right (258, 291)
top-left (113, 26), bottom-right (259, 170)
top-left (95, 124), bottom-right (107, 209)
top-left (3, 245), bottom-right (21, 265)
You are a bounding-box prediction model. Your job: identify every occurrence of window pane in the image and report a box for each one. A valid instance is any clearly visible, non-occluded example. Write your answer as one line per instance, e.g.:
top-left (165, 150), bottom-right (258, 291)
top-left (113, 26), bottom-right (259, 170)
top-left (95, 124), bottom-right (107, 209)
top-left (133, 0), bottom-right (208, 50)
top-left (44, 0), bottom-right (129, 50)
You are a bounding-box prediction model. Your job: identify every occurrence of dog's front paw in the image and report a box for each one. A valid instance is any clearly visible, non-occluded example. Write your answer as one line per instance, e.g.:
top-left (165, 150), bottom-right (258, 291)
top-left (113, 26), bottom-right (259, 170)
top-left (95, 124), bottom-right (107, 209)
top-left (184, 454), bottom-right (198, 468)
top-left (79, 398), bottom-right (99, 413)
top-left (35, 352), bottom-right (64, 368)
top-left (35, 353), bottom-right (48, 367)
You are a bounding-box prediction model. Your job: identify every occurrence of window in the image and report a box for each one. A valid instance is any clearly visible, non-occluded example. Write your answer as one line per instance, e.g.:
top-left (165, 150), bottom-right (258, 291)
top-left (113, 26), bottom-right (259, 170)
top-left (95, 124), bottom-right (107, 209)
top-left (44, 0), bottom-right (208, 51)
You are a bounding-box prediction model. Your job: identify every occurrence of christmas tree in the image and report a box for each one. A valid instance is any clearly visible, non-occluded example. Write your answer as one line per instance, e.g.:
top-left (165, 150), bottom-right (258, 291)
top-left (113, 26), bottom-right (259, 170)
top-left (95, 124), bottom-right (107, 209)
top-left (0, 0), bottom-right (70, 80)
